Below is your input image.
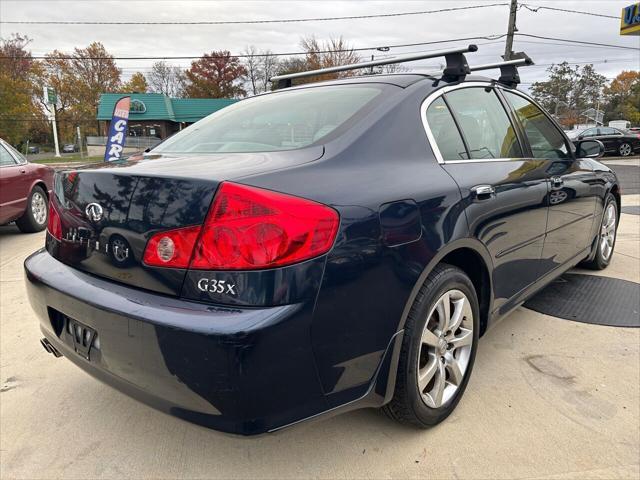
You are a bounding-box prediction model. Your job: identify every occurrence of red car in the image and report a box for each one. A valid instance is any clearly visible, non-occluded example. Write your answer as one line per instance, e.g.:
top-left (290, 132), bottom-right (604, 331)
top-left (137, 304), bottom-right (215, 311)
top-left (0, 138), bottom-right (53, 232)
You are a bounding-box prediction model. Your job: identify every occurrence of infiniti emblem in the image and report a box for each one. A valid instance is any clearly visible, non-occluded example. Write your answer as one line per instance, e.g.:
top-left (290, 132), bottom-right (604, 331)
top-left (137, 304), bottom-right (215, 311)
top-left (85, 203), bottom-right (104, 222)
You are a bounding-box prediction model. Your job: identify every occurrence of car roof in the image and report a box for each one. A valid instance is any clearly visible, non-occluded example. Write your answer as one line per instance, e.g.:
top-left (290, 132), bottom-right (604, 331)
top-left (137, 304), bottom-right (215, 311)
top-left (279, 73), bottom-right (504, 91)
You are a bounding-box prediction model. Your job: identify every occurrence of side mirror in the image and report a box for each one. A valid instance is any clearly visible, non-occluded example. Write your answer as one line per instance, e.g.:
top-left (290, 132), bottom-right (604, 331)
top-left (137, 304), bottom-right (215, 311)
top-left (577, 135), bottom-right (584, 140)
top-left (576, 139), bottom-right (605, 159)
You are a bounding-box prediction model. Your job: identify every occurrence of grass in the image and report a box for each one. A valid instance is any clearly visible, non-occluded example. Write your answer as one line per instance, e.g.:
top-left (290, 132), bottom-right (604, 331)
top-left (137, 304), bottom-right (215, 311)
top-left (31, 155), bottom-right (103, 165)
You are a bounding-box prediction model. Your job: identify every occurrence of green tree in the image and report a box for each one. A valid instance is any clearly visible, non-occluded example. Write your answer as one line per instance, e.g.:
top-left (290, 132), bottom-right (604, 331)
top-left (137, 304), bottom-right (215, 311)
top-left (603, 71), bottom-right (640, 124)
top-left (0, 34), bottom-right (47, 146)
top-left (41, 42), bottom-right (121, 141)
top-left (531, 62), bottom-right (606, 128)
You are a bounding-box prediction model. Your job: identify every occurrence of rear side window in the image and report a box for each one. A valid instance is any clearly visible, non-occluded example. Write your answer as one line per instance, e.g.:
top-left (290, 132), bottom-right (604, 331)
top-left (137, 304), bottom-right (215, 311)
top-left (0, 144), bottom-right (17, 166)
top-left (425, 97), bottom-right (469, 161)
top-left (444, 88), bottom-right (523, 159)
top-left (154, 85), bottom-right (384, 154)
top-left (600, 127), bottom-right (620, 136)
top-left (503, 91), bottom-right (571, 160)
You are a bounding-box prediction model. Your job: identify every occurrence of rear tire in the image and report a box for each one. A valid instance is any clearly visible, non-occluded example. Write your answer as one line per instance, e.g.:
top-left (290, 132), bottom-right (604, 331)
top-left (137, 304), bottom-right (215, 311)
top-left (15, 186), bottom-right (48, 233)
top-left (618, 143), bottom-right (632, 157)
top-left (581, 193), bottom-right (617, 270)
top-left (382, 264), bottom-right (479, 427)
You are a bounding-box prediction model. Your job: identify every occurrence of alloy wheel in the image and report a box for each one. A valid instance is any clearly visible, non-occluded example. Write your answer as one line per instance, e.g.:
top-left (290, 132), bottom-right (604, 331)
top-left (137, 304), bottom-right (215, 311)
top-left (619, 143), bottom-right (632, 156)
top-left (417, 289), bottom-right (474, 408)
top-left (600, 202), bottom-right (616, 261)
top-left (31, 192), bottom-right (47, 225)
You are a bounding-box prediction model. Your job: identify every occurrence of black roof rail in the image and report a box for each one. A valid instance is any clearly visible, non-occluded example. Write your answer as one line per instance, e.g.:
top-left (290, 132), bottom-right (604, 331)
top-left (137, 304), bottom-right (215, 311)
top-left (270, 44), bottom-right (478, 89)
top-left (468, 54), bottom-right (534, 87)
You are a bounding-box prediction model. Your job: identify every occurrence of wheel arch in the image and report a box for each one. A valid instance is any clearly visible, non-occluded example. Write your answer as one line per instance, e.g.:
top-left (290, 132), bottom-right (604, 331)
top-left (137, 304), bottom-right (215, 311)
top-left (609, 183), bottom-right (621, 219)
top-left (396, 238), bottom-right (494, 337)
top-left (32, 181), bottom-right (49, 199)
top-left (374, 238), bottom-right (494, 407)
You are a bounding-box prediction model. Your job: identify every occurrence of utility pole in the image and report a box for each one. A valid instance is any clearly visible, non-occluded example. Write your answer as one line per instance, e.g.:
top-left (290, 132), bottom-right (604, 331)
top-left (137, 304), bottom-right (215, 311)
top-left (504, 0), bottom-right (518, 60)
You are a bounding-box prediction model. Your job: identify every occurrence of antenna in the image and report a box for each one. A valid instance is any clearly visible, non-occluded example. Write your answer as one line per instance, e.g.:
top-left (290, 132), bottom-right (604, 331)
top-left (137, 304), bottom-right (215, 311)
top-left (469, 54), bottom-right (534, 87)
top-left (270, 44), bottom-right (478, 88)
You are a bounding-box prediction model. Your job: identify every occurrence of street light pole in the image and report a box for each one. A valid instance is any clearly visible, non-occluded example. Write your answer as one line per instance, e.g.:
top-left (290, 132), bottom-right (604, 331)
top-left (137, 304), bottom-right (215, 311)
top-left (51, 105), bottom-right (61, 158)
top-left (504, 0), bottom-right (518, 60)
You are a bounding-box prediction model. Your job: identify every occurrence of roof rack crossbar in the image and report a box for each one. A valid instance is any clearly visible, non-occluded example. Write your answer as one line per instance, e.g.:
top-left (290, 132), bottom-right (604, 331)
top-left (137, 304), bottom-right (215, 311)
top-left (469, 55), bottom-right (534, 87)
top-left (270, 44), bottom-right (478, 88)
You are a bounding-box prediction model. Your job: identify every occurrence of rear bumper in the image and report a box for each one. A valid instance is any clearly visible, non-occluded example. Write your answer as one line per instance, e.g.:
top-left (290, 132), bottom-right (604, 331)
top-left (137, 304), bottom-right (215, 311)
top-left (24, 249), bottom-right (330, 435)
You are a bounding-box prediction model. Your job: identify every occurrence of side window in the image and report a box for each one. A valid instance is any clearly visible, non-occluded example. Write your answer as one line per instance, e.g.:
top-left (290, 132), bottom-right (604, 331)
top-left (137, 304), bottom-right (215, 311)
top-left (502, 91), bottom-right (571, 160)
top-left (0, 144), bottom-right (18, 166)
top-left (425, 97), bottom-right (469, 161)
top-left (444, 87), bottom-right (523, 159)
top-left (600, 127), bottom-right (618, 136)
top-left (582, 128), bottom-right (598, 137)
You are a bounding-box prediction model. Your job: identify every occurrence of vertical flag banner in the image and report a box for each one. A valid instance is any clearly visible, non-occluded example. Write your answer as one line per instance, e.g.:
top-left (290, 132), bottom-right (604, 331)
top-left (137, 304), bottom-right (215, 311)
top-left (104, 96), bottom-right (131, 162)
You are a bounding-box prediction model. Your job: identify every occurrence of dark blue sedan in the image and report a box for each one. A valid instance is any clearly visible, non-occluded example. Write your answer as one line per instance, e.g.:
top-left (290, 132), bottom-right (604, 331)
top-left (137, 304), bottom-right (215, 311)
top-left (25, 51), bottom-right (619, 435)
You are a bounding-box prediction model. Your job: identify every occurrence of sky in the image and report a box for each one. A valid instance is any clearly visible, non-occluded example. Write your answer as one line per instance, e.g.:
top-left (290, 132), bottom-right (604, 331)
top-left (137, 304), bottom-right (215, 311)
top-left (1, 0), bottom-right (639, 91)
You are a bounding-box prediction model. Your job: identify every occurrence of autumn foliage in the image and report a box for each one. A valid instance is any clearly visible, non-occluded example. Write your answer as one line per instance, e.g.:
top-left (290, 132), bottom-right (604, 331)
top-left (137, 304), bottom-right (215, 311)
top-left (184, 51), bottom-right (247, 98)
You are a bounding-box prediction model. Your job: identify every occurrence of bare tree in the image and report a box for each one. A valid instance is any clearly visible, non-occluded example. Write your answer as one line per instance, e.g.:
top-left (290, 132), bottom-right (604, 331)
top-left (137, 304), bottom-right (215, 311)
top-left (260, 50), bottom-right (279, 92)
top-left (292, 36), bottom-right (360, 84)
top-left (147, 61), bottom-right (186, 97)
top-left (242, 46), bottom-right (280, 95)
top-left (243, 45), bottom-right (261, 96)
top-left (382, 63), bottom-right (409, 74)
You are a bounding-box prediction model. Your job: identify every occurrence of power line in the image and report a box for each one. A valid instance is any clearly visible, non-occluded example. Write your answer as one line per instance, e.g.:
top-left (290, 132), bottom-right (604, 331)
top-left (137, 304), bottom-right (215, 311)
top-left (3, 34), bottom-right (507, 60)
top-left (515, 33), bottom-right (640, 51)
top-left (520, 3), bottom-right (619, 19)
top-left (1, 3), bottom-right (509, 25)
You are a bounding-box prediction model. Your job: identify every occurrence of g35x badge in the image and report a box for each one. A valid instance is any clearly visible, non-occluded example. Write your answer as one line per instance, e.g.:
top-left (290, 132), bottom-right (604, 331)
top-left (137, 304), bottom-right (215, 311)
top-left (197, 278), bottom-right (237, 295)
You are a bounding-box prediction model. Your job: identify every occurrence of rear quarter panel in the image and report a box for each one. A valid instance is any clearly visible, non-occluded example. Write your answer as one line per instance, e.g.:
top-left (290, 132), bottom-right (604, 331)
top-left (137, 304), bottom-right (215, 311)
top-left (240, 81), bottom-right (471, 402)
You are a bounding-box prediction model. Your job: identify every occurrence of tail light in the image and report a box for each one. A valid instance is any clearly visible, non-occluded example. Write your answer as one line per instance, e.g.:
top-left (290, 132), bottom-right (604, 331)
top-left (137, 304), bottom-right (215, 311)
top-left (143, 182), bottom-right (339, 270)
top-left (47, 201), bottom-right (62, 240)
top-left (142, 225), bottom-right (201, 268)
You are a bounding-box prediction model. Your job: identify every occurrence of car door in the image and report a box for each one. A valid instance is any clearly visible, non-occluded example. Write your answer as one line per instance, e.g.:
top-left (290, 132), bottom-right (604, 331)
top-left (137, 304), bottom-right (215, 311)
top-left (593, 127), bottom-right (615, 154)
top-left (424, 84), bottom-right (549, 314)
top-left (0, 142), bottom-right (30, 224)
top-left (501, 90), bottom-right (597, 277)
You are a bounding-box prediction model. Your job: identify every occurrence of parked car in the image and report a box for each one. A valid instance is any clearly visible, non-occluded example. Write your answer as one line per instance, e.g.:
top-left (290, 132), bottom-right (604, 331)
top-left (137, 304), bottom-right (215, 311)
top-left (0, 138), bottom-right (53, 232)
top-left (25, 60), bottom-right (619, 436)
top-left (27, 145), bottom-right (40, 154)
top-left (571, 126), bottom-right (640, 157)
top-left (627, 127), bottom-right (640, 134)
top-left (62, 144), bottom-right (79, 153)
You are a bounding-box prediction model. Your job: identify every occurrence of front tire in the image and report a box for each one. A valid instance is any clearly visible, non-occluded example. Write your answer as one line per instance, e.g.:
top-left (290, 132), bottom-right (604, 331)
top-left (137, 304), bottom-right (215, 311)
top-left (382, 264), bottom-right (479, 427)
top-left (581, 193), bottom-right (618, 270)
top-left (618, 143), bottom-right (632, 157)
top-left (15, 186), bottom-right (48, 233)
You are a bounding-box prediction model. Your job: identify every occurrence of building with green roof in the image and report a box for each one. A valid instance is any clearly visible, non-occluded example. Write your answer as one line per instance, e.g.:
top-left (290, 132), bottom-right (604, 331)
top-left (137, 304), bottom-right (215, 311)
top-left (96, 92), bottom-right (237, 140)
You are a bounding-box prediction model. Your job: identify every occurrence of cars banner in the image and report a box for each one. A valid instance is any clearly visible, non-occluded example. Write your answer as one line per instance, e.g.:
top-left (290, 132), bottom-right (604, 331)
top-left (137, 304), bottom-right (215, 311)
top-left (104, 96), bottom-right (131, 162)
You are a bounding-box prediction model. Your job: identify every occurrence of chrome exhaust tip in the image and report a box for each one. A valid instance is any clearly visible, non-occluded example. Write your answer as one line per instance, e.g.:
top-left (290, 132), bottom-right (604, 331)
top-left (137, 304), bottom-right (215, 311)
top-left (40, 338), bottom-right (62, 358)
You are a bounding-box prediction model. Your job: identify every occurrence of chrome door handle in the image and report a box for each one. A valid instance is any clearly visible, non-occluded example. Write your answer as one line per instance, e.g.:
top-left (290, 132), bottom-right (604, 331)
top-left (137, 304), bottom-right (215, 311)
top-left (471, 185), bottom-right (495, 200)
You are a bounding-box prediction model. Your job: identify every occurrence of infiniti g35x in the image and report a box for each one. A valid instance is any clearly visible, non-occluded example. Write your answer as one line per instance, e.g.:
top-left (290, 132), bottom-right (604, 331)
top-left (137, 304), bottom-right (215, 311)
top-left (25, 65), bottom-right (619, 435)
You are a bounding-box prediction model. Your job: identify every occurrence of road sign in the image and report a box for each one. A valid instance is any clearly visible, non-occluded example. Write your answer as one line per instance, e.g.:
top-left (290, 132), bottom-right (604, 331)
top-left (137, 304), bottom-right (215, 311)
top-left (43, 86), bottom-right (57, 105)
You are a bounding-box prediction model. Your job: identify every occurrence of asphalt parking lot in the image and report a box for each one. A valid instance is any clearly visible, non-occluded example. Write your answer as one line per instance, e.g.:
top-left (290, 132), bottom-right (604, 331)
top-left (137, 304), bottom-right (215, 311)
top-left (1, 161), bottom-right (639, 479)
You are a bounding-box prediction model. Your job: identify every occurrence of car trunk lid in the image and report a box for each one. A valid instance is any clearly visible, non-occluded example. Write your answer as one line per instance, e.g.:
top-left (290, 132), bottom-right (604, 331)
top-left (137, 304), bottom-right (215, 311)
top-left (46, 147), bottom-right (323, 296)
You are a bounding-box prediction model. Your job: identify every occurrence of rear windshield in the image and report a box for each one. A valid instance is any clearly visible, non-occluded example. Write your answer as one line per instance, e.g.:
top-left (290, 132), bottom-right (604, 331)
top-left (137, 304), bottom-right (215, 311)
top-left (153, 85), bottom-right (384, 154)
